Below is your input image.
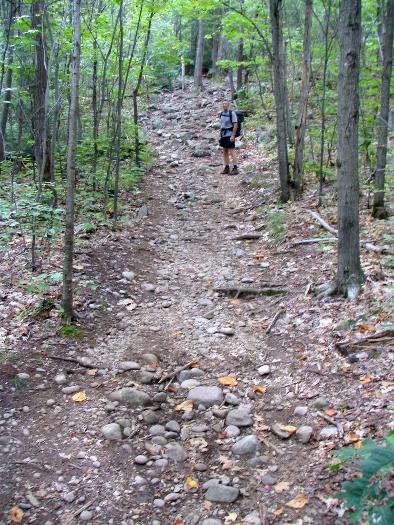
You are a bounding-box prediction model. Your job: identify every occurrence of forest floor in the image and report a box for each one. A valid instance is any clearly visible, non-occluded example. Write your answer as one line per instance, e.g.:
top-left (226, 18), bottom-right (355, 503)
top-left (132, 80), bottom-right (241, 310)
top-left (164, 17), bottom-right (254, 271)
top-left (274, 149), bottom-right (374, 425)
top-left (0, 80), bottom-right (393, 525)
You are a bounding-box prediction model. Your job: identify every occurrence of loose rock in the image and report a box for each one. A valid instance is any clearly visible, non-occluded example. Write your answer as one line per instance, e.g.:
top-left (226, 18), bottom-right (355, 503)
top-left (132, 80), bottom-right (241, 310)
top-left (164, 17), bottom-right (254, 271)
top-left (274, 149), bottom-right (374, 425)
top-left (232, 435), bottom-right (261, 456)
top-left (101, 423), bottom-right (122, 440)
top-left (226, 409), bottom-right (253, 427)
top-left (188, 386), bottom-right (223, 407)
top-left (108, 388), bottom-right (150, 407)
top-left (205, 485), bottom-right (239, 503)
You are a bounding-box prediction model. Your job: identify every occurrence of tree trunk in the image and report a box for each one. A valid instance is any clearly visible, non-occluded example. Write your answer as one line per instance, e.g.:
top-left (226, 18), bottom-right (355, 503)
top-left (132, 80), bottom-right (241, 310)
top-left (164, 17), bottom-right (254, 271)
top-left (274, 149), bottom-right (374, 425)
top-left (318, 0), bottom-right (334, 205)
top-left (336, 0), bottom-right (362, 298)
top-left (372, 0), bottom-right (394, 219)
top-left (194, 20), bottom-right (205, 90)
top-left (283, 42), bottom-right (293, 146)
top-left (62, 0), bottom-right (81, 323)
top-left (269, 0), bottom-right (290, 202)
top-left (113, 0), bottom-right (124, 222)
top-left (31, 0), bottom-right (49, 191)
top-left (237, 38), bottom-right (244, 91)
top-left (293, 0), bottom-right (313, 194)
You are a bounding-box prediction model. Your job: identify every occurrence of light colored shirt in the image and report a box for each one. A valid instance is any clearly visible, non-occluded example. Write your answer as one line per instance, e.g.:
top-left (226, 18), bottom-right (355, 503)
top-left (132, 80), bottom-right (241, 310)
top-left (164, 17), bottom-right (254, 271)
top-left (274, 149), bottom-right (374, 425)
top-left (220, 110), bottom-right (237, 137)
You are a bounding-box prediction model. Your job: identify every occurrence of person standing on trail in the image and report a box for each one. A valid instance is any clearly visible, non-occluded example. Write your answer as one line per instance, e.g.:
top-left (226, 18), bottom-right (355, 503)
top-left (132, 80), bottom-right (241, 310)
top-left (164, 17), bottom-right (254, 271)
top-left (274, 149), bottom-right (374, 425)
top-left (219, 100), bottom-right (239, 175)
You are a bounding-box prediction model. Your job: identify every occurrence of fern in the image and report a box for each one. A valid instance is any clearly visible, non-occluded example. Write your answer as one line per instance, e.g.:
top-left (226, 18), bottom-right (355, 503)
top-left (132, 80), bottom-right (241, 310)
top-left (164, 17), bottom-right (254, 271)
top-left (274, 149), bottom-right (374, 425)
top-left (331, 432), bottom-right (394, 524)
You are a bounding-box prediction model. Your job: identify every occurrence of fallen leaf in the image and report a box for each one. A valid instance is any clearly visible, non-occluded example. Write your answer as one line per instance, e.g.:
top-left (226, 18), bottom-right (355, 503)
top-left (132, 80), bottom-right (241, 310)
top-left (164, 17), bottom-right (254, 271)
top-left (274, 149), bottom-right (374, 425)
top-left (172, 520), bottom-right (184, 525)
top-left (347, 431), bottom-right (360, 443)
top-left (185, 476), bottom-right (199, 490)
top-left (325, 408), bottom-right (337, 417)
top-left (253, 386), bottom-right (267, 394)
top-left (72, 391), bottom-right (87, 402)
top-left (9, 507), bottom-right (24, 523)
top-left (358, 323), bottom-right (376, 333)
top-left (150, 361), bottom-right (158, 369)
top-left (230, 299), bottom-right (241, 305)
top-left (86, 369), bottom-right (97, 376)
top-left (274, 481), bottom-right (290, 493)
top-left (191, 361), bottom-right (200, 368)
top-left (273, 508), bottom-right (284, 517)
top-left (218, 376), bottom-right (238, 387)
top-left (176, 400), bottom-right (193, 412)
top-left (225, 512), bottom-right (238, 523)
top-left (360, 377), bottom-right (372, 385)
top-left (354, 440), bottom-right (364, 449)
top-left (279, 425), bottom-right (297, 434)
top-left (286, 494), bottom-right (308, 509)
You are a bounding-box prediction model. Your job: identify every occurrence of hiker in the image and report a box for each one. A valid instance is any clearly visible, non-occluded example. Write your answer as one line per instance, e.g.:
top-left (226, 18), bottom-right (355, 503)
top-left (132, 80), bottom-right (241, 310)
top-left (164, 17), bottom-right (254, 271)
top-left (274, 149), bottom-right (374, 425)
top-left (219, 100), bottom-right (239, 175)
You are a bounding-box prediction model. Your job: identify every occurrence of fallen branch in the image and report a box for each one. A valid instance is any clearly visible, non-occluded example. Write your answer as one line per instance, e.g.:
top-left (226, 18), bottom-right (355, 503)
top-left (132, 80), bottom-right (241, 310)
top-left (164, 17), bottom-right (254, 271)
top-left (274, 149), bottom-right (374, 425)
top-left (232, 232), bottom-right (263, 241)
top-left (335, 329), bottom-right (394, 355)
top-left (158, 359), bottom-right (197, 384)
top-left (316, 411), bottom-right (344, 438)
top-left (291, 237), bottom-right (337, 246)
top-left (308, 210), bottom-right (338, 235)
top-left (308, 212), bottom-right (392, 254)
top-left (66, 497), bottom-right (97, 523)
top-left (266, 308), bottom-right (285, 334)
top-left (214, 286), bottom-right (286, 298)
top-left (46, 355), bottom-right (98, 369)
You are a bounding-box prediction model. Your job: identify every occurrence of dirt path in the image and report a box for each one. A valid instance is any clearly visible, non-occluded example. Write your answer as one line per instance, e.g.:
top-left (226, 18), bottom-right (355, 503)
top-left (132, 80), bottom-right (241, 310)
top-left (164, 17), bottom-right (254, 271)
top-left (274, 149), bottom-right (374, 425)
top-left (1, 82), bottom-right (393, 525)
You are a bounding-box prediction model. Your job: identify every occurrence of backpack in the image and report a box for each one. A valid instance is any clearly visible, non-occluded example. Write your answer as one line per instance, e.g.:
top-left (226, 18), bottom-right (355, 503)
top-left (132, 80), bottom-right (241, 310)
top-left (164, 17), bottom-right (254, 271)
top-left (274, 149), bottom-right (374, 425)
top-left (220, 110), bottom-right (244, 138)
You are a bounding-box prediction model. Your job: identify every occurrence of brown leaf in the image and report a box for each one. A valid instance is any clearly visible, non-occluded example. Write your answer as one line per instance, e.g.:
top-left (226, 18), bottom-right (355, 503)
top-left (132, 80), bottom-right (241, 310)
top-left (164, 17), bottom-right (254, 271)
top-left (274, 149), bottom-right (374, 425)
top-left (9, 507), bottom-right (24, 523)
top-left (286, 494), bottom-right (308, 509)
top-left (347, 431), bottom-right (360, 444)
top-left (360, 377), bottom-right (372, 385)
top-left (176, 400), bottom-right (193, 412)
top-left (185, 476), bottom-right (199, 490)
top-left (358, 323), bottom-right (376, 333)
top-left (253, 386), bottom-right (267, 394)
top-left (274, 481), bottom-right (290, 493)
top-left (218, 376), bottom-right (238, 387)
top-left (325, 408), bottom-right (337, 417)
top-left (279, 425), bottom-right (297, 434)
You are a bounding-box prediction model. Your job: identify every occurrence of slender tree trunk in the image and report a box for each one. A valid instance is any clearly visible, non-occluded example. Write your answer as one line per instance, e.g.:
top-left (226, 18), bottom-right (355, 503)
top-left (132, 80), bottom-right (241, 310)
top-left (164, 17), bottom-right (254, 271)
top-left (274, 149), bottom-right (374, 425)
top-left (269, 0), bottom-right (290, 202)
top-left (228, 70), bottom-right (235, 100)
top-left (372, 0), bottom-right (394, 219)
top-left (336, 0), bottom-right (362, 299)
top-left (113, 0), bottom-right (124, 222)
top-left (237, 38), bottom-right (244, 91)
top-left (194, 20), bottom-right (205, 90)
top-left (62, 0), bottom-right (81, 323)
top-left (132, 11), bottom-right (154, 168)
top-left (318, 0), bottom-right (333, 205)
top-left (31, 0), bottom-right (49, 192)
top-left (283, 42), bottom-right (293, 146)
top-left (293, 0), bottom-right (313, 194)
top-left (92, 39), bottom-right (98, 191)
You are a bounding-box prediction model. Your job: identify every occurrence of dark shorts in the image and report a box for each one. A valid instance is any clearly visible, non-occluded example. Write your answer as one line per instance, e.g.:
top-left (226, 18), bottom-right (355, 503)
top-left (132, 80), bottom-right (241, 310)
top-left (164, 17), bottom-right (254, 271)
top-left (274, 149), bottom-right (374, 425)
top-left (219, 136), bottom-right (235, 149)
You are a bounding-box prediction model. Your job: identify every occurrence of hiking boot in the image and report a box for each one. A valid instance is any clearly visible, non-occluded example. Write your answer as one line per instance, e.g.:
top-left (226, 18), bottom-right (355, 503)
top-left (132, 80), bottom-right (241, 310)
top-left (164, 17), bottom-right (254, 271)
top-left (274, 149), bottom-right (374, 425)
top-left (231, 166), bottom-right (239, 175)
top-left (221, 165), bottom-right (230, 174)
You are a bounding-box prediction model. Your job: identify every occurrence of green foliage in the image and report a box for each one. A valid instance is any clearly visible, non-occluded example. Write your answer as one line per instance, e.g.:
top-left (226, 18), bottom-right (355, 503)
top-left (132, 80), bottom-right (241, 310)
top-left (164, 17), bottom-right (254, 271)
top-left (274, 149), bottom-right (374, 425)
top-left (331, 433), bottom-right (394, 524)
top-left (267, 212), bottom-right (287, 244)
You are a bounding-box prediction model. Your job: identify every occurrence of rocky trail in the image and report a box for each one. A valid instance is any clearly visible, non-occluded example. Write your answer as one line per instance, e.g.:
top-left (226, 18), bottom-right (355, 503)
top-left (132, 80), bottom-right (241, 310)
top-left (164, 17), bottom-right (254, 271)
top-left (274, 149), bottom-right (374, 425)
top-left (1, 82), bottom-right (393, 525)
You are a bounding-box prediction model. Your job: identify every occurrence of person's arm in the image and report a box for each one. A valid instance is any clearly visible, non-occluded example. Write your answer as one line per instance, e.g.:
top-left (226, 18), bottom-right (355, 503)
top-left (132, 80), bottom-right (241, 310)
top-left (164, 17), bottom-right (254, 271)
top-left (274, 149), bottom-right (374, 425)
top-left (230, 112), bottom-right (238, 141)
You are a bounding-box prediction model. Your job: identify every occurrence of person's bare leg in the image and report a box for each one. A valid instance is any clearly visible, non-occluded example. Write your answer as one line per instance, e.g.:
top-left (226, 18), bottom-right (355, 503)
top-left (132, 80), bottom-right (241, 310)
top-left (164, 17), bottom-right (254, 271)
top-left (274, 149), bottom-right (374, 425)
top-left (223, 148), bottom-right (229, 166)
top-left (229, 148), bottom-right (237, 166)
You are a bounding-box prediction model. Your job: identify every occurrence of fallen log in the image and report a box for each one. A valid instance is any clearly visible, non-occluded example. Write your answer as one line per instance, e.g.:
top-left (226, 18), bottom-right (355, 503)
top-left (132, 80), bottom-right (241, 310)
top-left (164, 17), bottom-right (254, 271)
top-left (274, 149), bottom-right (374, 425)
top-left (335, 329), bottom-right (394, 355)
top-left (214, 286), bottom-right (286, 298)
top-left (308, 210), bottom-right (338, 235)
top-left (291, 237), bottom-right (337, 246)
top-left (46, 355), bottom-right (98, 369)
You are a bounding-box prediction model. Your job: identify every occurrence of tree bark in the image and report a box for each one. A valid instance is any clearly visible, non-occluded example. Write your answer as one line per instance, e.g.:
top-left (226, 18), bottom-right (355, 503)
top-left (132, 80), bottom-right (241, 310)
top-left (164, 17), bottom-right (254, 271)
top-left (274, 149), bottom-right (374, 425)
top-left (62, 0), bottom-right (81, 323)
top-left (194, 20), bottom-right (205, 90)
top-left (336, 0), bottom-right (363, 298)
top-left (113, 0), bottom-right (124, 222)
top-left (372, 0), bottom-right (394, 219)
top-left (31, 0), bottom-right (49, 191)
top-left (269, 0), bottom-right (290, 202)
top-left (293, 0), bottom-right (312, 194)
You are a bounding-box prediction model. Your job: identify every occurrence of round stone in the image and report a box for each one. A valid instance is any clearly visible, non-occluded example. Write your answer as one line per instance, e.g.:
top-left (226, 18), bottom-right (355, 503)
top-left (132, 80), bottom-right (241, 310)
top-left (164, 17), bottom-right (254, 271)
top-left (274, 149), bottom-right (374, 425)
top-left (258, 365), bottom-right (271, 376)
top-left (226, 409), bottom-right (253, 427)
top-left (134, 455), bottom-right (149, 465)
top-left (188, 386), bottom-right (223, 407)
top-left (232, 435), bottom-right (261, 456)
top-left (101, 423), bottom-right (122, 440)
top-left (205, 485), bottom-right (239, 503)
